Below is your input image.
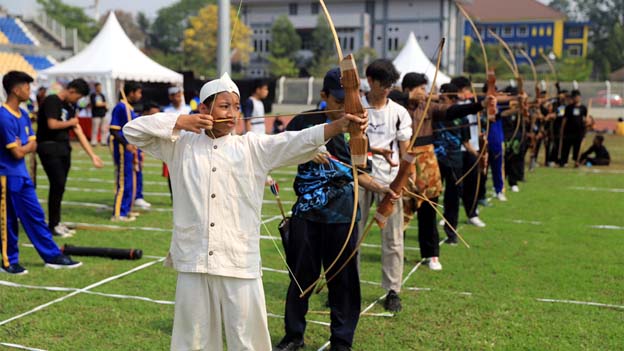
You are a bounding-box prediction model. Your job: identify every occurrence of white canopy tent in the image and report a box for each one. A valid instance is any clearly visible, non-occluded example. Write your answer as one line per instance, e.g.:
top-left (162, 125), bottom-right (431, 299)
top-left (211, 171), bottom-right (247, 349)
top-left (393, 32), bottom-right (451, 90)
top-left (42, 12), bottom-right (183, 107)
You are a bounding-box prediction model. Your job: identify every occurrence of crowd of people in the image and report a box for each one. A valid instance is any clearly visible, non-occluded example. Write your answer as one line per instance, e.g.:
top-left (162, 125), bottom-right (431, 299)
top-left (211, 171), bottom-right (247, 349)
top-left (0, 61), bottom-right (613, 351)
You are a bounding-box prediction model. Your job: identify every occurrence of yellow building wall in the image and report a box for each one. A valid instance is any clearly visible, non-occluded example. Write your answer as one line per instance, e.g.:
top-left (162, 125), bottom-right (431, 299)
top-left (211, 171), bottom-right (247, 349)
top-left (553, 20), bottom-right (564, 57)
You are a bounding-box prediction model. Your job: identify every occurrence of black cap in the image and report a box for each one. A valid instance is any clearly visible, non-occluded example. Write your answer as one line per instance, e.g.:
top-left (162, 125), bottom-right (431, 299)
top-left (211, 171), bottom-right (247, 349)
top-left (322, 68), bottom-right (345, 100)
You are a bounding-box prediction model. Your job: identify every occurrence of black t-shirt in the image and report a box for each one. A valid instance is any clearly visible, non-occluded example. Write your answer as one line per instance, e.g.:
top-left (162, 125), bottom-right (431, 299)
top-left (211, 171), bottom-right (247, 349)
top-left (36, 95), bottom-right (76, 143)
top-left (286, 110), bottom-right (370, 223)
top-left (564, 104), bottom-right (587, 136)
top-left (90, 92), bottom-right (107, 117)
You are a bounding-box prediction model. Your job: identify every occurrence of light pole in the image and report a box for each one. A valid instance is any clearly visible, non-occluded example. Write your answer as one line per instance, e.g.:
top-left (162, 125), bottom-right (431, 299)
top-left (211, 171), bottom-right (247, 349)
top-left (217, 0), bottom-right (231, 76)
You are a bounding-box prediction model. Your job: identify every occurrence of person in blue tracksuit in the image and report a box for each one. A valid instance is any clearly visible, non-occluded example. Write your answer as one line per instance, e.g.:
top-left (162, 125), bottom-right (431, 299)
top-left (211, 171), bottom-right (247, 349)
top-left (0, 71), bottom-right (81, 274)
top-left (109, 82), bottom-right (142, 221)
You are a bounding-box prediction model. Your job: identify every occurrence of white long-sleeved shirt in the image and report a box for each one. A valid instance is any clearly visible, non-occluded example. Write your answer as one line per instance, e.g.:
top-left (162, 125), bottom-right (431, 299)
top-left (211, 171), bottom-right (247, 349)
top-left (361, 96), bottom-right (413, 186)
top-left (123, 113), bottom-right (326, 278)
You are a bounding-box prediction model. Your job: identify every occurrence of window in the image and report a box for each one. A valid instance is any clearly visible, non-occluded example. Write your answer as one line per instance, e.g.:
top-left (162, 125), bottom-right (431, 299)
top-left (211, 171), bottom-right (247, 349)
top-left (546, 26), bottom-right (552, 36)
top-left (539, 26), bottom-right (545, 36)
top-left (254, 40), bottom-right (258, 52)
top-left (531, 47), bottom-right (536, 56)
top-left (568, 45), bottom-right (581, 56)
top-left (265, 40), bottom-right (269, 52)
top-left (517, 25), bottom-right (529, 37)
top-left (487, 26), bottom-right (498, 37)
top-left (531, 27), bottom-right (537, 37)
top-left (569, 27), bottom-right (582, 37)
top-left (311, 3), bottom-right (319, 14)
top-left (350, 37), bottom-right (354, 51)
top-left (502, 26), bottom-right (513, 37)
top-left (365, 1), bottom-right (374, 15)
top-left (289, 3), bottom-right (298, 15)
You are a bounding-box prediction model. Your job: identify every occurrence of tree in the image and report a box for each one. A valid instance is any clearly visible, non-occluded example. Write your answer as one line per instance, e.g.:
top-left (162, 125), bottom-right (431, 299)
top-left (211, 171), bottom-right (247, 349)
top-left (151, 0), bottom-right (213, 53)
top-left (36, 0), bottom-right (98, 42)
top-left (308, 15), bottom-right (336, 77)
top-left (99, 11), bottom-right (145, 47)
top-left (557, 54), bottom-right (594, 81)
top-left (182, 4), bottom-right (252, 77)
top-left (266, 15), bottom-right (301, 77)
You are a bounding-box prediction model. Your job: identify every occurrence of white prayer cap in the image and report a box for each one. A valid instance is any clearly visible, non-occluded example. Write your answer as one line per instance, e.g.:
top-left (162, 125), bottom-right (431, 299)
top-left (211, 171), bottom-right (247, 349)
top-left (168, 86), bottom-right (182, 95)
top-left (199, 72), bottom-right (240, 104)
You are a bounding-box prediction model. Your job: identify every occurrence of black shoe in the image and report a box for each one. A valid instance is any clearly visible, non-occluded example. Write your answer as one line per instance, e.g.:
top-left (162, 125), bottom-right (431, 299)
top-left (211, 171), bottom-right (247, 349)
top-left (383, 289), bottom-right (402, 312)
top-left (444, 237), bottom-right (458, 245)
top-left (273, 337), bottom-right (304, 351)
top-left (329, 343), bottom-right (352, 351)
top-left (44, 255), bottom-right (82, 269)
top-left (1, 263), bottom-right (28, 275)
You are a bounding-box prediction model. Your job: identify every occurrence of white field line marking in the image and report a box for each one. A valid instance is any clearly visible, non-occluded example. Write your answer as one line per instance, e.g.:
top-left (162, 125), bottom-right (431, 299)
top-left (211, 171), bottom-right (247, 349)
top-left (0, 343), bottom-right (47, 351)
top-left (536, 298), bottom-right (624, 310)
top-left (569, 186), bottom-right (624, 193)
top-left (590, 225), bottom-right (624, 230)
top-left (582, 169), bottom-right (624, 175)
top-left (0, 258), bottom-right (165, 327)
top-left (510, 219), bottom-right (543, 225)
top-left (71, 159), bottom-right (163, 169)
top-left (36, 176), bottom-right (169, 187)
top-left (63, 222), bottom-right (171, 233)
top-left (267, 313), bottom-right (330, 327)
top-left (360, 243), bottom-right (420, 251)
top-left (38, 185), bottom-right (296, 202)
top-left (38, 199), bottom-right (174, 213)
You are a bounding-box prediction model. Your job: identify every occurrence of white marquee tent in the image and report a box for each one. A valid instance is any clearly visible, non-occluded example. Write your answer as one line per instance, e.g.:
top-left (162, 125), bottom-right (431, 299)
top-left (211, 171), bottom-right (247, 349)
top-left (42, 12), bottom-right (183, 105)
top-left (393, 32), bottom-right (451, 90)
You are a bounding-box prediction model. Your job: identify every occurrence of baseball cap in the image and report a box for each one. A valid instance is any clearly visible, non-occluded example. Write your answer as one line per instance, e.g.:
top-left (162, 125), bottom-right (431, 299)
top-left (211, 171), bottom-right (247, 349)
top-left (199, 72), bottom-right (240, 104)
top-left (322, 68), bottom-right (345, 100)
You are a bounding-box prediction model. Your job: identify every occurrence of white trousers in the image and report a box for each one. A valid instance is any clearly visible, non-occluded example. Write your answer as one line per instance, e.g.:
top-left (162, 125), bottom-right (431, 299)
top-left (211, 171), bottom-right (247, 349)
top-left (171, 273), bottom-right (271, 351)
top-left (357, 187), bottom-right (405, 292)
top-left (91, 117), bottom-right (109, 144)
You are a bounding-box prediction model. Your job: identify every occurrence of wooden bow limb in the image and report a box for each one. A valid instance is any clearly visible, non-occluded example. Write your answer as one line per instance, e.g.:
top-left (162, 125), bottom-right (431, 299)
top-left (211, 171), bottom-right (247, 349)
top-left (576, 98), bottom-right (593, 166)
top-left (298, 0), bottom-right (364, 298)
top-left (401, 187), bottom-right (470, 249)
top-left (497, 48), bottom-right (517, 76)
top-left (316, 40), bottom-right (446, 293)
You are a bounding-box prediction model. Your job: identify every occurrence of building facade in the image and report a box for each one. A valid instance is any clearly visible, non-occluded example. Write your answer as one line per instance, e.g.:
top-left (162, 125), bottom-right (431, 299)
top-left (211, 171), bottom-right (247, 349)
top-left (461, 0), bottom-right (589, 65)
top-left (239, 0), bottom-right (465, 77)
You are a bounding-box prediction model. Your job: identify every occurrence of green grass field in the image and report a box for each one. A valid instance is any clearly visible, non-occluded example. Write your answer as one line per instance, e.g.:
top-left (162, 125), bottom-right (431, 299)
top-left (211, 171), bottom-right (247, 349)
top-left (1, 133), bottom-right (623, 351)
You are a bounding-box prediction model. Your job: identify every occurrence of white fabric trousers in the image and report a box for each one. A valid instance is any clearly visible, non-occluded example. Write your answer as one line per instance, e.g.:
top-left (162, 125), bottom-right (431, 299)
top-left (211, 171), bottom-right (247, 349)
top-left (171, 273), bottom-right (271, 351)
top-left (357, 187), bottom-right (404, 293)
top-left (91, 117), bottom-right (109, 144)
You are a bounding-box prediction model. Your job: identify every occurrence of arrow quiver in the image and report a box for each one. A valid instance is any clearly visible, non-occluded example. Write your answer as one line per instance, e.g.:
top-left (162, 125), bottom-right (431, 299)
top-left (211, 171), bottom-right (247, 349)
top-left (340, 54), bottom-right (368, 168)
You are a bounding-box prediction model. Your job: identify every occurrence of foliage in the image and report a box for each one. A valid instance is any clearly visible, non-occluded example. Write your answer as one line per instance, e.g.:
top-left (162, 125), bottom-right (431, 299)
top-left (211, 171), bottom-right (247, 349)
top-left (182, 4), bottom-right (252, 77)
top-left (308, 15), bottom-right (336, 77)
top-left (150, 0), bottom-right (213, 53)
top-left (267, 15), bottom-right (301, 77)
top-left (36, 0), bottom-right (98, 42)
top-left (557, 54), bottom-right (594, 81)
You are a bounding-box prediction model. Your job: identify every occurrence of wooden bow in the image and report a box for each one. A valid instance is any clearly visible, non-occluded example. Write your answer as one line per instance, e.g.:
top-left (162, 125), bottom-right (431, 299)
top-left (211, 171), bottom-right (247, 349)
top-left (316, 38), bottom-right (447, 292)
top-left (454, 2), bottom-right (495, 193)
top-left (297, 0), bottom-right (367, 298)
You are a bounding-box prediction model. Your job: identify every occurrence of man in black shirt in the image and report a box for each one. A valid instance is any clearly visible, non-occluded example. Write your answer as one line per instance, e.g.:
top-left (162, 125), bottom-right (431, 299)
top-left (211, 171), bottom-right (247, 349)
top-left (560, 90), bottom-right (588, 167)
top-left (274, 68), bottom-right (398, 351)
top-left (89, 82), bottom-right (108, 146)
top-left (579, 135), bottom-right (610, 166)
top-left (37, 79), bottom-right (104, 237)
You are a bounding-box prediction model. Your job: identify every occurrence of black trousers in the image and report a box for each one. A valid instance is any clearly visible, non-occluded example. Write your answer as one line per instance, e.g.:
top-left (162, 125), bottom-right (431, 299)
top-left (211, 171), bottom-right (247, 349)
top-left (549, 135), bottom-right (562, 164)
top-left (461, 152), bottom-right (479, 218)
top-left (560, 136), bottom-right (583, 166)
top-left (439, 162), bottom-right (462, 240)
top-left (505, 147), bottom-right (524, 187)
top-left (37, 142), bottom-right (71, 230)
top-left (417, 196), bottom-right (440, 258)
top-left (284, 216), bottom-right (361, 347)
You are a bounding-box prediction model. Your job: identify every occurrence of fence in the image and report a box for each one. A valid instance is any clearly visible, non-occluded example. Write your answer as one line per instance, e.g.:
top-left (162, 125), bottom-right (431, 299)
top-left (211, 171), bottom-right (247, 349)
top-left (274, 77), bottom-right (624, 109)
top-left (31, 12), bottom-right (86, 54)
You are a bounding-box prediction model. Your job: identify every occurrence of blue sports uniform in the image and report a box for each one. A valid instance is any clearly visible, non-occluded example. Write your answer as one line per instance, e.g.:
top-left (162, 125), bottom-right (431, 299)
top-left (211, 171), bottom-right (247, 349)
top-left (0, 104), bottom-right (62, 267)
top-left (110, 101), bottom-right (137, 218)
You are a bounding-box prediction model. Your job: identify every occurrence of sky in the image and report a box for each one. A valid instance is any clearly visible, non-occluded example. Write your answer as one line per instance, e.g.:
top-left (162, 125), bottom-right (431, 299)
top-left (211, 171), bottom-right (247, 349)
top-left (3, 0), bottom-right (553, 19)
top-left (2, 0), bottom-right (179, 19)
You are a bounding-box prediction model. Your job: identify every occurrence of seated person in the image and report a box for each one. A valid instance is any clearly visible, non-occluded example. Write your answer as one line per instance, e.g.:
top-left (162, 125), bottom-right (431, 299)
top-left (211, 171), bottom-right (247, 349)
top-left (579, 135), bottom-right (610, 166)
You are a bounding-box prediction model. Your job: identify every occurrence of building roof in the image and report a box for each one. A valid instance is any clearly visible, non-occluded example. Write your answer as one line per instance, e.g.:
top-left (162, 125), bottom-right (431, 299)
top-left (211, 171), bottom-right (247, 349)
top-left (460, 0), bottom-right (567, 22)
top-left (609, 66), bottom-right (624, 82)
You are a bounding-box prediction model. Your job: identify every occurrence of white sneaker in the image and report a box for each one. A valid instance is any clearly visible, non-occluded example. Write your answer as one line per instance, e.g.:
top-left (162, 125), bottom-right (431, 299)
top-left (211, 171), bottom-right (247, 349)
top-left (53, 225), bottom-right (73, 238)
top-left (134, 198), bottom-right (151, 209)
top-left (496, 192), bottom-right (508, 201)
top-left (511, 185), bottom-right (520, 193)
top-left (438, 219), bottom-right (445, 227)
top-left (426, 257), bottom-right (442, 271)
top-left (57, 223), bottom-right (76, 235)
top-left (468, 216), bottom-right (486, 227)
top-left (111, 215), bottom-right (136, 222)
